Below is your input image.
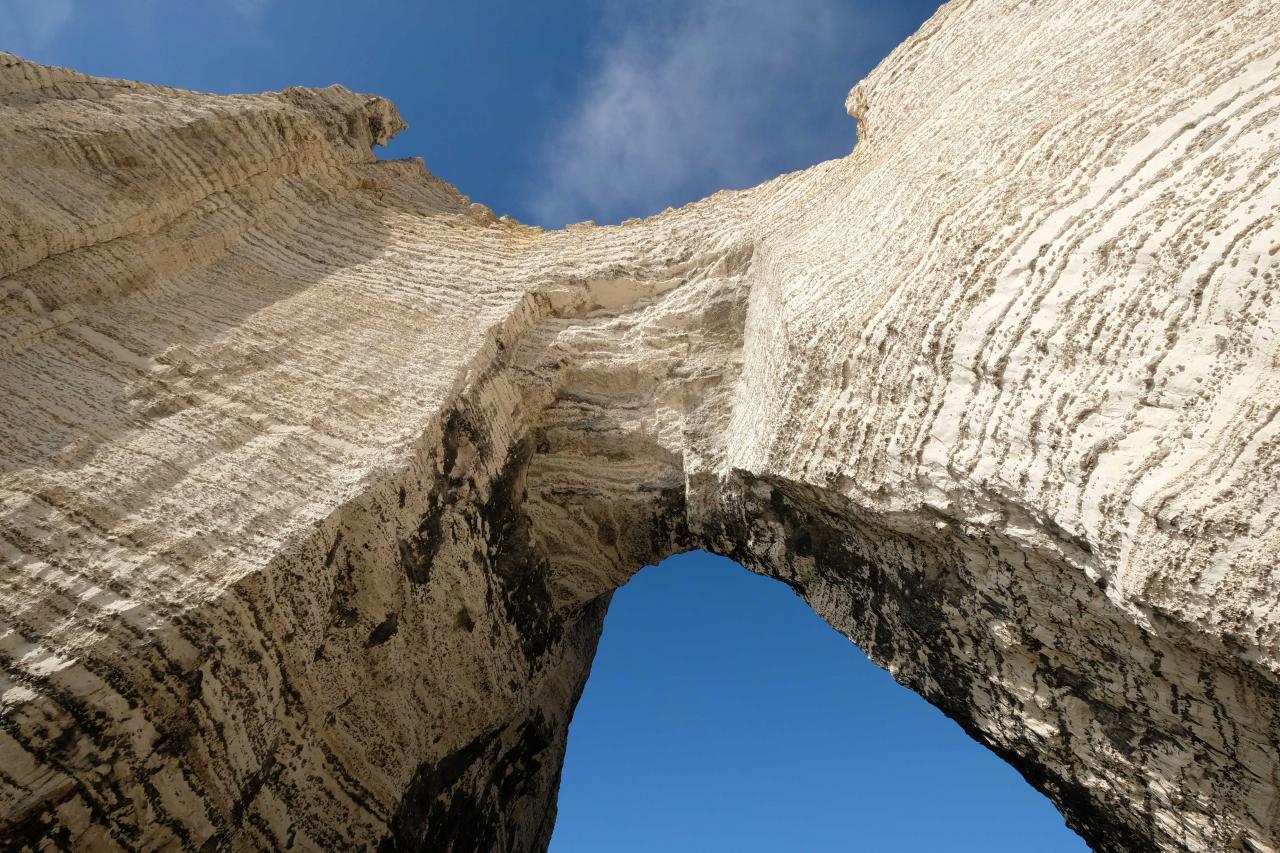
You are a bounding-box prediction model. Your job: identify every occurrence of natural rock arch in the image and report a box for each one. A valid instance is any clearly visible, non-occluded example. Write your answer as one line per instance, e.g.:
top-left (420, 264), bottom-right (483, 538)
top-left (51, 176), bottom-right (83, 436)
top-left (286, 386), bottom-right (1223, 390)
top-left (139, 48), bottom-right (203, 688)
top-left (1, 1), bottom-right (1279, 851)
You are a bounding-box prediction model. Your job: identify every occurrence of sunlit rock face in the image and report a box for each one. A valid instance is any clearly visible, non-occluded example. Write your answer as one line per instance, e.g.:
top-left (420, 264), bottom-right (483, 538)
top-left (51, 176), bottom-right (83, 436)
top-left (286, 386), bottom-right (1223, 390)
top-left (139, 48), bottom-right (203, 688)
top-left (2, 0), bottom-right (1279, 850)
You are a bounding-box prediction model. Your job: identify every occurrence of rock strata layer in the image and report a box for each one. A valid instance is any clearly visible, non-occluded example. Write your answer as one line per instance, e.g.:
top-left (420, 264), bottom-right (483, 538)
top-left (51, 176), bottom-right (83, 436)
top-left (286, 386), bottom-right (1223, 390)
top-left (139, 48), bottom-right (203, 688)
top-left (2, 1), bottom-right (1280, 850)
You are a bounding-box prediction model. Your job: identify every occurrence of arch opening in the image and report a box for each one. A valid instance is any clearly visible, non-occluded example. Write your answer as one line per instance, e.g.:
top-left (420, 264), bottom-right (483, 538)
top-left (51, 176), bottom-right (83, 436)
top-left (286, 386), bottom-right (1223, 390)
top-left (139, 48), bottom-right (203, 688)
top-left (550, 551), bottom-right (1087, 852)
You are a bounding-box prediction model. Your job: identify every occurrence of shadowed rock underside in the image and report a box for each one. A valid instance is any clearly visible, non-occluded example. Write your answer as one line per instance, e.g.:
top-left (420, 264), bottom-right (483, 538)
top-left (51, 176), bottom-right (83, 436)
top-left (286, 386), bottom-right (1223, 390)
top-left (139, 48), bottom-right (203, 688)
top-left (2, 0), bottom-right (1280, 851)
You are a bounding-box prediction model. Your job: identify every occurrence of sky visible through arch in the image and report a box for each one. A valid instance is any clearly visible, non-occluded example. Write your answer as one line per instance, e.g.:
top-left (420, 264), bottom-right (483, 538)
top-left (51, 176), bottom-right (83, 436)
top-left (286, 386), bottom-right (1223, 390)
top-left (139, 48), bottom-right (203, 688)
top-left (3, 0), bottom-right (1086, 848)
top-left (555, 552), bottom-right (1086, 851)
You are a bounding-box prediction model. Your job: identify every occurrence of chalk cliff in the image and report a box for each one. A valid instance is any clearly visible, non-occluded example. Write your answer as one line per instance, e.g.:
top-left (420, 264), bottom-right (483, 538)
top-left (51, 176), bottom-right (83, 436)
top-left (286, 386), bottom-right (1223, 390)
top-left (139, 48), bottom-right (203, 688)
top-left (2, 0), bottom-right (1279, 850)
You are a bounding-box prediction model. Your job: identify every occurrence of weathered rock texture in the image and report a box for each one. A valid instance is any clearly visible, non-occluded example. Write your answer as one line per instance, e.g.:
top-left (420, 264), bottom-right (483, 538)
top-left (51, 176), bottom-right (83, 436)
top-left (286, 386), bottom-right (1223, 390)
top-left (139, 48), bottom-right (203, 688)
top-left (2, 0), bottom-right (1279, 850)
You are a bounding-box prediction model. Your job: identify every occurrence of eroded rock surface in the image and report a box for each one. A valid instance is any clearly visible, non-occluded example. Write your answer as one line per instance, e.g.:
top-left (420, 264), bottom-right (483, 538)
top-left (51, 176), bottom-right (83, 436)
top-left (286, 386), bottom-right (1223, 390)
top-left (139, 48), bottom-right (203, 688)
top-left (2, 0), bottom-right (1279, 850)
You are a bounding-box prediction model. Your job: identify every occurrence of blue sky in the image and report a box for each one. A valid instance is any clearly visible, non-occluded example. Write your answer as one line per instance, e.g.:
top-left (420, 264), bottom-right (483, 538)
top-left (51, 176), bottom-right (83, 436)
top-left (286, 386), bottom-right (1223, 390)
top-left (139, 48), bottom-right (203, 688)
top-left (555, 552), bottom-right (1086, 851)
top-left (2, 1), bottom-right (1086, 848)
top-left (5, 0), bottom-right (937, 227)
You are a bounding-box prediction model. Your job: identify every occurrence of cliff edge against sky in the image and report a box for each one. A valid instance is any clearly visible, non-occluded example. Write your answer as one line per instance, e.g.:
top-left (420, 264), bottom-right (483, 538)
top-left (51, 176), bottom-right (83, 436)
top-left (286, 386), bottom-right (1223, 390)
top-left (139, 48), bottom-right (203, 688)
top-left (2, 0), bottom-right (1279, 850)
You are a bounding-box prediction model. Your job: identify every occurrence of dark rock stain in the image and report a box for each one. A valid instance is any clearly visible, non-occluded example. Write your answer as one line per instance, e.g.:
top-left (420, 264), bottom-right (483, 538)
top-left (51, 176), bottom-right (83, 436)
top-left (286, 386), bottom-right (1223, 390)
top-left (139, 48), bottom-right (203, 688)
top-left (377, 711), bottom-right (567, 853)
top-left (479, 437), bottom-right (562, 664)
top-left (366, 614), bottom-right (399, 647)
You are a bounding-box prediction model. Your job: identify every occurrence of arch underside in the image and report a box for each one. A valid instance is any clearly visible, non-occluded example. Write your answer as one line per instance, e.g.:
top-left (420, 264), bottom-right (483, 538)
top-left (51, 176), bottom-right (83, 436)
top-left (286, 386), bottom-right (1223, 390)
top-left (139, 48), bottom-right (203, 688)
top-left (369, 306), bottom-right (1278, 853)
top-left (2, 1), bottom-right (1280, 851)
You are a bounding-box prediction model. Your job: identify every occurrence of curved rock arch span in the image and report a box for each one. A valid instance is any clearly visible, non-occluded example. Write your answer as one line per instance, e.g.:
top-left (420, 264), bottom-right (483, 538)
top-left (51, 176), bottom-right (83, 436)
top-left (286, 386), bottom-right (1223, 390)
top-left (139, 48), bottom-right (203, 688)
top-left (1, 1), bottom-right (1279, 851)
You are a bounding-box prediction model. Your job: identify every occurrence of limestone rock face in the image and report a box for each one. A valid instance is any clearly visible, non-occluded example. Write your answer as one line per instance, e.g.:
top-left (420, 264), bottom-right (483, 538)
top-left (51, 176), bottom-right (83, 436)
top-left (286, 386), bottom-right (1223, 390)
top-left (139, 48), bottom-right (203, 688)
top-left (2, 0), bottom-right (1279, 850)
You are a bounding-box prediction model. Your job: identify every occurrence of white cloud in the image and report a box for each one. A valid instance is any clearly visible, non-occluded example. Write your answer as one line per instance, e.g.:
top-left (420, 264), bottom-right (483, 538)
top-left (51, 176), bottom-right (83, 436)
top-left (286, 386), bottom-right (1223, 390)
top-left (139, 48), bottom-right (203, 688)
top-left (527, 0), bottom-right (865, 227)
top-left (0, 0), bottom-right (76, 53)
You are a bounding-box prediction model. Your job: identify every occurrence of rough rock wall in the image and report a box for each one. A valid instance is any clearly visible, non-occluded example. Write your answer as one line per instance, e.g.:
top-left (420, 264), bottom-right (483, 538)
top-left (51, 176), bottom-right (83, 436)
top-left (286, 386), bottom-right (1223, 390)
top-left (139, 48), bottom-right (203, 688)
top-left (1, 0), bottom-right (1279, 850)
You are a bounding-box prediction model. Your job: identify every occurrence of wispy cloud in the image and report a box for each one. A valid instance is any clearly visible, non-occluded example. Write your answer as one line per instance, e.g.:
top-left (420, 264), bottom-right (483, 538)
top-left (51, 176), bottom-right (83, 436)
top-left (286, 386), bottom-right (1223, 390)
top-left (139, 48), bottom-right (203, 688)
top-left (225, 0), bottom-right (269, 20)
top-left (1, 0), bottom-right (76, 53)
top-left (527, 0), bottom-right (865, 227)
